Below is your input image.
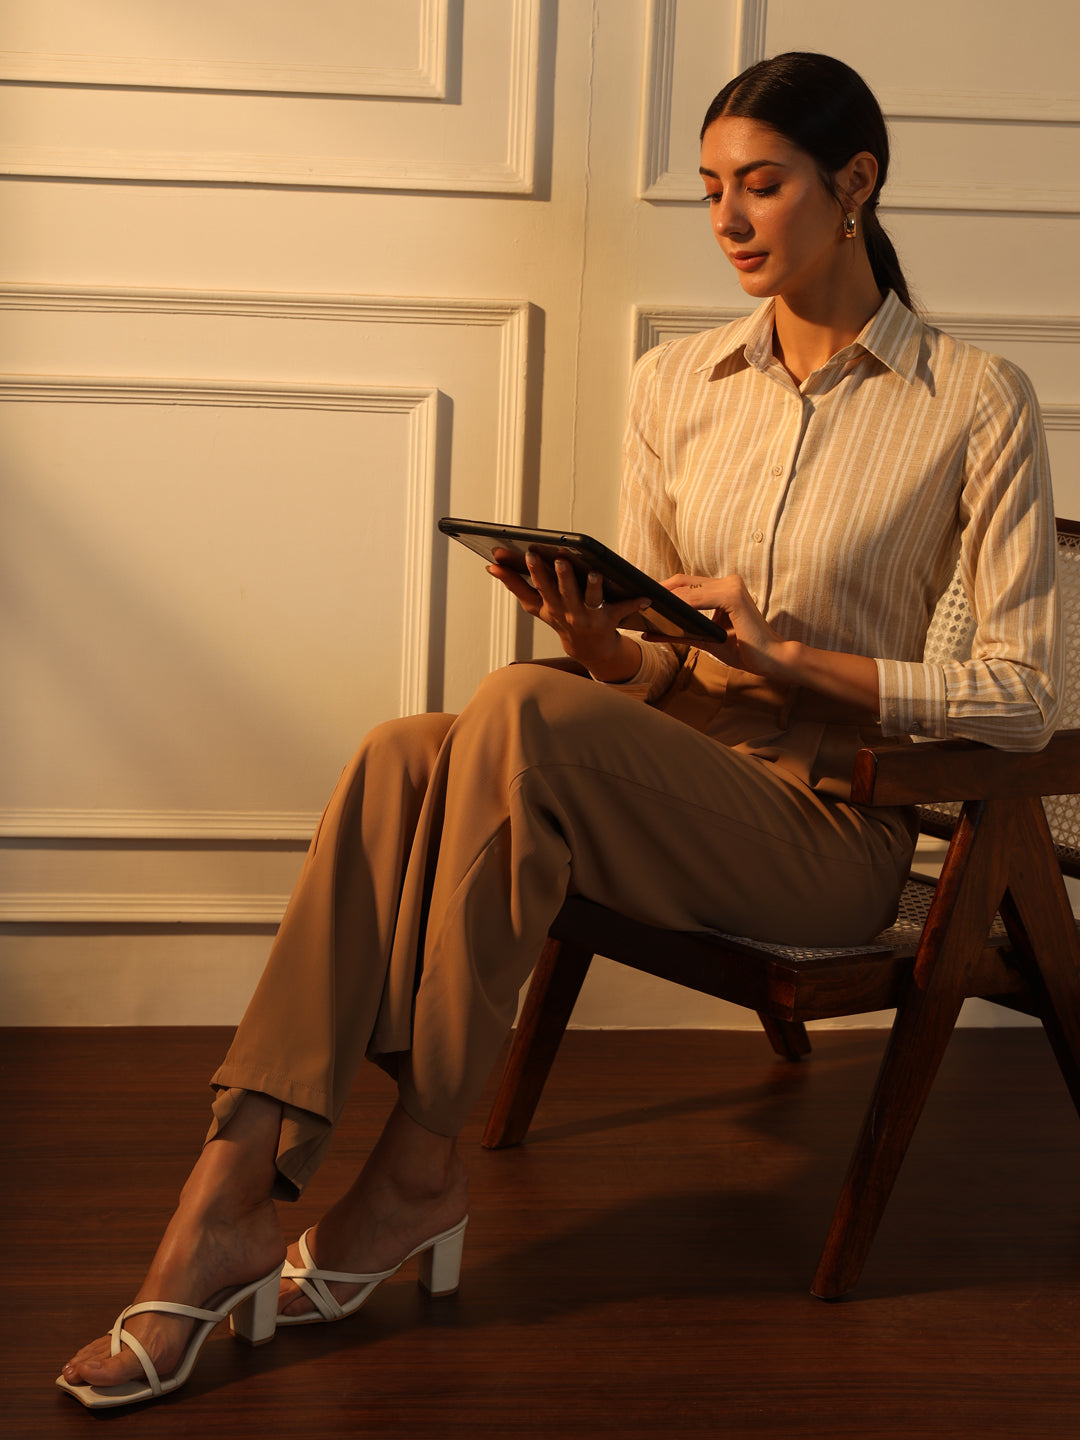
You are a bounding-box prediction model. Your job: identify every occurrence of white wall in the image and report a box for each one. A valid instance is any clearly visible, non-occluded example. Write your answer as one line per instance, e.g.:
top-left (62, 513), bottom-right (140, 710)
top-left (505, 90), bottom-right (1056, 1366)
top-left (2, 0), bottom-right (1078, 1026)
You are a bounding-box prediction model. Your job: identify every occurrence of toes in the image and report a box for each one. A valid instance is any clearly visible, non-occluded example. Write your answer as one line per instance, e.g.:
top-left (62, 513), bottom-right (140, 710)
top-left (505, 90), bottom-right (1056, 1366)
top-left (277, 1279), bottom-right (312, 1318)
top-left (62, 1338), bottom-right (113, 1383)
top-left (62, 1348), bottom-right (142, 1388)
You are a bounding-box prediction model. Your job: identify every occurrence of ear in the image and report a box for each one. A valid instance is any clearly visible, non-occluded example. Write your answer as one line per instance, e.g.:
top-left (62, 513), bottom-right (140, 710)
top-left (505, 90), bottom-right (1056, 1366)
top-left (837, 150), bottom-right (878, 209)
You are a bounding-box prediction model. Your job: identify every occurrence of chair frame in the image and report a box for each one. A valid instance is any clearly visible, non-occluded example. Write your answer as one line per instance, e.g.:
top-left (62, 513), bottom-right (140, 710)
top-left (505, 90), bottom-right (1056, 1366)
top-left (482, 528), bottom-right (1080, 1299)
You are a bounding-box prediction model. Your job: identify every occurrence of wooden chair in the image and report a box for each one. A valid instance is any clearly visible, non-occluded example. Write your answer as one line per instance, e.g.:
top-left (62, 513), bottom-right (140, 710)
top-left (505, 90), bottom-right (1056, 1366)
top-left (482, 519), bottom-right (1080, 1298)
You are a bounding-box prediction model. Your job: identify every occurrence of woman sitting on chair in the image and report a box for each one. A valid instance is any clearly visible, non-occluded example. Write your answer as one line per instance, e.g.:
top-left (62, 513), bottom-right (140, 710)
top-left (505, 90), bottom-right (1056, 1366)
top-left (59, 52), bottom-right (1059, 1408)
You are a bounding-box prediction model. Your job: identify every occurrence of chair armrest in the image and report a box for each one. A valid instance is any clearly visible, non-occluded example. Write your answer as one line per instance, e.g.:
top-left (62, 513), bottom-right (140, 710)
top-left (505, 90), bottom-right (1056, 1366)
top-left (850, 730), bottom-right (1080, 806)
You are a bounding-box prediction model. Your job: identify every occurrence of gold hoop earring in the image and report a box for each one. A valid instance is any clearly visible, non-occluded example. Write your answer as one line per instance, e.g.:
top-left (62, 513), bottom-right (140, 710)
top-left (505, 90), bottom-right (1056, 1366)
top-left (843, 212), bottom-right (857, 240)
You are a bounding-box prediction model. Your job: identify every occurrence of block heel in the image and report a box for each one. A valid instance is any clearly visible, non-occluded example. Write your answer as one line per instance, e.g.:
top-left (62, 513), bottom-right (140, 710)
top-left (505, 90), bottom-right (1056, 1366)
top-left (229, 1270), bottom-right (282, 1346)
top-left (417, 1217), bottom-right (467, 1296)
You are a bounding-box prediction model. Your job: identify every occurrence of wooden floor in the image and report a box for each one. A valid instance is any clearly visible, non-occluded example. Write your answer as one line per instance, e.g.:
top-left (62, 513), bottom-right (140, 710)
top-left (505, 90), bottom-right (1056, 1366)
top-left (6, 1025), bottom-right (1080, 1439)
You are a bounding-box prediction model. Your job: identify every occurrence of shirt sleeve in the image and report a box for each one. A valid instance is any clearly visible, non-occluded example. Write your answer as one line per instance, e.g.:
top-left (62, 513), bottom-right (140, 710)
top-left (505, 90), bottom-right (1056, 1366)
top-left (590, 344), bottom-right (683, 702)
top-left (876, 355), bottom-right (1061, 751)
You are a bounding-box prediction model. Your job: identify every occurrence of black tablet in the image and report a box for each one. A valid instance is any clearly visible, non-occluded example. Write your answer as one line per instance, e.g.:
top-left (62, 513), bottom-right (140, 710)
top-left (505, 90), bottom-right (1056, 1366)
top-left (438, 518), bottom-right (726, 645)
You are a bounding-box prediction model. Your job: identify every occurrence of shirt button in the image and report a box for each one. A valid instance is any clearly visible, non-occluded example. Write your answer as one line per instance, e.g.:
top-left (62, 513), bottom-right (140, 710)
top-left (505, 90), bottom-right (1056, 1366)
top-left (772, 464), bottom-right (784, 476)
top-left (752, 529), bottom-right (764, 543)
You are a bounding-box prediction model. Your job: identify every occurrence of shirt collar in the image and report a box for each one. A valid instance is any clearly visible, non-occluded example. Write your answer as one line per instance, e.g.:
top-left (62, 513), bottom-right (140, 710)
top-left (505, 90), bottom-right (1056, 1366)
top-left (856, 290), bottom-right (923, 383)
top-left (692, 290), bottom-right (924, 385)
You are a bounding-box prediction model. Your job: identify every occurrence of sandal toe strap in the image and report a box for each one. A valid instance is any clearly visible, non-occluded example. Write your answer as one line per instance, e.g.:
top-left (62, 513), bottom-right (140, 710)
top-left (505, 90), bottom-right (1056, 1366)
top-left (107, 1300), bottom-right (224, 1395)
top-left (110, 1324), bottom-right (162, 1397)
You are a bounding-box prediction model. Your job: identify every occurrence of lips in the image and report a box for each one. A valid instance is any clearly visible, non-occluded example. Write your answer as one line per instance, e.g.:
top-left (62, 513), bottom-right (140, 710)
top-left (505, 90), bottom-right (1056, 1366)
top-left (730, 252), bottom-right (767, 272)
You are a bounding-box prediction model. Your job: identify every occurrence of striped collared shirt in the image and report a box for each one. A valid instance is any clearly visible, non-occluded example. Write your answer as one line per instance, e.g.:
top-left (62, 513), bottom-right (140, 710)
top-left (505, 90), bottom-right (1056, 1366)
top-left (616, 290), bottom-right (1061, 751)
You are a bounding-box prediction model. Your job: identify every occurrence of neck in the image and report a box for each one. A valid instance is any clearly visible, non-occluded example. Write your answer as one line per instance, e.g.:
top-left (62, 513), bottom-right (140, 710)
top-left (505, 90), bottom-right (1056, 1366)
top-left (771, 263), bottom-right (884, 385)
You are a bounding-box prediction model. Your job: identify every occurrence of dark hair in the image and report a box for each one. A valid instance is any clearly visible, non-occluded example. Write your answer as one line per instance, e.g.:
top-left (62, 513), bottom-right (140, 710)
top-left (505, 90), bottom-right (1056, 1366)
top-left (700, 52), bottom-right (913, 311)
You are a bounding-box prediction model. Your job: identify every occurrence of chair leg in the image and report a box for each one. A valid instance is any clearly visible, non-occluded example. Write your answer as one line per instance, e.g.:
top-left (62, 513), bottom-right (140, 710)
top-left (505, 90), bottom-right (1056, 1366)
top-left (1000, 798), bottom-right (1080, 1119)
top-left (757, 1014), bottom-right (812, 1060)
top-left (482, 935), bottom-right (594, 1150)
top-left (810, 974), bottom-right (965, 1298)
top-left (811, 798), bottom-right (1011, 1298)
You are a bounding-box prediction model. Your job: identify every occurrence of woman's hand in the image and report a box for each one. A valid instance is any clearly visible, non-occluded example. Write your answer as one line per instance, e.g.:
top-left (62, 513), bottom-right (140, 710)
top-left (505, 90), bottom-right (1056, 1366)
top-left (657, 572), bottom-right (881, 719)
top-left (660, 573), bottom-right (786, 678)
top-left (487, 550), bottom-right (648, 681)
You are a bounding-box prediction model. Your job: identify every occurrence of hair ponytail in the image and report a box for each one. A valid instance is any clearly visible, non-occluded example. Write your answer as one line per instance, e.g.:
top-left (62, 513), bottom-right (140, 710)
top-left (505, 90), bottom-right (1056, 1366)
top-left (702, 53), bottom-right (916, 312)
top-left (861, 202), bottom-right (913, 311)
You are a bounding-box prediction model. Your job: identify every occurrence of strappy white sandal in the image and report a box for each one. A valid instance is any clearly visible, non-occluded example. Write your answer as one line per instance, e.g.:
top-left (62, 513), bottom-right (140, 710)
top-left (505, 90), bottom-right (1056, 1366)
top-left (55, 1264), bottom-right (284, 1410)
top-left (277, 1215), bottom-right (468, 1326)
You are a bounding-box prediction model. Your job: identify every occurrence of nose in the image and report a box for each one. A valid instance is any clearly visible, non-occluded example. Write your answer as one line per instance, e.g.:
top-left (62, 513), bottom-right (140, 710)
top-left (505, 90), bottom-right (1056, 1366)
top-left (713, 192), bottom-right (750, 241)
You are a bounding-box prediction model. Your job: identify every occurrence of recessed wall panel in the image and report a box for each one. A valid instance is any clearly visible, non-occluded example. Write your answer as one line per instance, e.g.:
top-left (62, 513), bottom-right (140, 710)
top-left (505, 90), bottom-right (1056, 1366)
top-left (0, 0), bottom-right (448, 96)
top-left (641, 0), bottom-right (1080, 211)
top-left (0, 0), bottom-right (538, 190)
top-left (0, 286), bottom-right (529, 932)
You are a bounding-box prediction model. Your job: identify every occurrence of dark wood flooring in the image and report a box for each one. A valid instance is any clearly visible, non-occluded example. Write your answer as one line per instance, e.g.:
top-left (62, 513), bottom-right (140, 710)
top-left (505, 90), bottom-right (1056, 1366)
top-left (6, 1025), bottom-right (1080, 1439)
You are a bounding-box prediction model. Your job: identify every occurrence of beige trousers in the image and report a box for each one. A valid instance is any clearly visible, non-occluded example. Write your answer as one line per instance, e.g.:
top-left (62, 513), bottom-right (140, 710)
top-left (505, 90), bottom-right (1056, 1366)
top-left (208, 659), bottom-right (915, 1197)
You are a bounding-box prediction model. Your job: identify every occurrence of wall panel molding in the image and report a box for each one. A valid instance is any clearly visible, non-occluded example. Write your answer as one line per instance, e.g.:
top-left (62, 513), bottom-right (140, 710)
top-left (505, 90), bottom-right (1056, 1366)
top-left (639, 0), bottom-right (766, 201)
top-left (876, 88), bottom-right (1080, 125)
top-left (635, 303), bottom-right (1080, 361)
top-left (0, 893), bottom-right (290, 925)
top-left (637, 0), bottom-right (1080, 211)
top-left (0, 809), bottom-right (318, 841)
top-left (633, 303), bottom-right (1080, 437)
top-left (884, 177), bottom-right (1080, 217)
top-left (1, 372), bottom-right (437, 858)
top-left (0, 283), bottom-right (529, 856)
top-left (1, 374), bottom-right (437, 415)
top-left (0, 282), bottom-right (530, 679)
top-left (2, 375), bottom-right (438, 720)
top-left (1043, 406), bottom-right (1080, 432)
top-left (635, 304), bottom-right (746, 355)
top-left (0, 0), bottom-right (448, 98)
top-left (0, 0), bottom-right (539, 191)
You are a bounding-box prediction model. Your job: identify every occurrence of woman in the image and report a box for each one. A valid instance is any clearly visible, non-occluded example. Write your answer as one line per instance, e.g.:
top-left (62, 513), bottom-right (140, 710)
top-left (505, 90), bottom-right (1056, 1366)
top-left (58, 52), bottom-right (1059, 1408)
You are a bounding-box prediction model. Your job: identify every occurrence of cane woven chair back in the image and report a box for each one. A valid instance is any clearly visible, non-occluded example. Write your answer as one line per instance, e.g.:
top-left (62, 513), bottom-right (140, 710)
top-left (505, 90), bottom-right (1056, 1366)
top-left (649, 518), bottom-right (1079, 971)
top-left (921, 518), bottom-right (1080, 874)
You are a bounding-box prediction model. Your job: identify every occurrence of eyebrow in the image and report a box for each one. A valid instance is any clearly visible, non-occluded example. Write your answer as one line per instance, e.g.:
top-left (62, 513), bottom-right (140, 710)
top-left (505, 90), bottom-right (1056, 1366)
top-left (698, 159), bottom-right (789, 180)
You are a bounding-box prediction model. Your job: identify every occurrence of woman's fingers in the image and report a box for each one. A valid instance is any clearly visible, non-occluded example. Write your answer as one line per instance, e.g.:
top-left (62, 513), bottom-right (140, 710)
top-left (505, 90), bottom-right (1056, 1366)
top-left (582, 569), bottom-right (605, 611)
top-left (488, 552), bottom-right (648, 667)
top-left (487, 563), bottom-right (541, 613)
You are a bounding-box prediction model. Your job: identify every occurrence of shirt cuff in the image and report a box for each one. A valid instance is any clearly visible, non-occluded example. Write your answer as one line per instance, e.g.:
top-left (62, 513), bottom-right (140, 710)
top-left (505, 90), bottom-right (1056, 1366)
top-left (875, 658), bottom-right (948, 739)
top-left (591, 635), bottom-right (677, 702)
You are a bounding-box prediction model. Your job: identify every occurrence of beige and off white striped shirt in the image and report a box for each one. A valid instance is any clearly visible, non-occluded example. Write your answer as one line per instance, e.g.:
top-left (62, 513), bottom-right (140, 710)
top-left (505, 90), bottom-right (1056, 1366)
top-left (617, 290), bottom-right (1061, 751)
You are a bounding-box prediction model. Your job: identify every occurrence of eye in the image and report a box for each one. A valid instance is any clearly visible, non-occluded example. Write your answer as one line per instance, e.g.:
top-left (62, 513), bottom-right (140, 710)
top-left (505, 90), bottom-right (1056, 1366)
top-left (747, 184), bottom-right (780, 198)
top-left (700, 192), bottom-right (721, 204)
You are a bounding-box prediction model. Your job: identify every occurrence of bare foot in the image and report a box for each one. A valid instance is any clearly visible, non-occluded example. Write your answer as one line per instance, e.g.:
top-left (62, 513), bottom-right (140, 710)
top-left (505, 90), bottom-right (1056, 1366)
top-left (60, 1092), bottom-right (286, 1394)
top-left (279, 1103), bottom-right (468, 1319)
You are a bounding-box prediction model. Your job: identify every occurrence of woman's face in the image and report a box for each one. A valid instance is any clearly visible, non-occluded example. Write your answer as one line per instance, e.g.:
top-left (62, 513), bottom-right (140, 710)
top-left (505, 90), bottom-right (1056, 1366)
top-left (699, 116), bottom-right (853, 303)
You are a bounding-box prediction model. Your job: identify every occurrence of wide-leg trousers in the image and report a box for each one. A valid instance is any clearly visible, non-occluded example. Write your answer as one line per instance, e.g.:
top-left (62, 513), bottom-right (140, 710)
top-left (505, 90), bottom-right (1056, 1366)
top-left (208, 660), bottom-right (915, 1197)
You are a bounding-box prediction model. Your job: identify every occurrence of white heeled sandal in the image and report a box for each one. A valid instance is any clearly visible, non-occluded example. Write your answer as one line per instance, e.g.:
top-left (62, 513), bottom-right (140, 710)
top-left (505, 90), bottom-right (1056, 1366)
top-left (277, 1215), bottom-right (468, 1326)
top-left (55, 1264), bottom-right (284, 1410)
